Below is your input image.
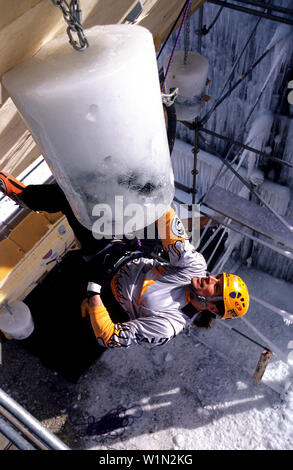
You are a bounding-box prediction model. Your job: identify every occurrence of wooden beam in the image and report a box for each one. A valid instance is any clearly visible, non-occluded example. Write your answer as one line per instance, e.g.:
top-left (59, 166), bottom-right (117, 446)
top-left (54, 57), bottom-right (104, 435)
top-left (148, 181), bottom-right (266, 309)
top-left (0, 98), bottom-right (40, 175)
top-left (0, 1), bottom-right (64, 79)
top-left (139, 0), bottom-right (206, 46)
top-left (84, 0), bottom-right (139, 28)
top-left (0, 0), bottom-right (139, 79)
top-left (0, 0), bottom-right (42, 30)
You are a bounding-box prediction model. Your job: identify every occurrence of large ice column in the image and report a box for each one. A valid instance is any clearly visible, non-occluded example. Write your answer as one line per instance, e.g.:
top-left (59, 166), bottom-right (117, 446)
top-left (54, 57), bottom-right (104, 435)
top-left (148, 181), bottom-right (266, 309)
top-left (3, 25), bottom-right (174, 236)
top-left (163, 51), bottom-right (209, 121)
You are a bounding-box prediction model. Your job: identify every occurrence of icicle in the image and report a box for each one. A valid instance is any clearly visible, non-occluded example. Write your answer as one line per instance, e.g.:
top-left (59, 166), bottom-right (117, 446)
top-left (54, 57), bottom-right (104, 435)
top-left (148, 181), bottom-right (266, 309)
top-left (266, 24), bottom-right (293, 51)
top-left (242, 112), bottom-right (273, 180)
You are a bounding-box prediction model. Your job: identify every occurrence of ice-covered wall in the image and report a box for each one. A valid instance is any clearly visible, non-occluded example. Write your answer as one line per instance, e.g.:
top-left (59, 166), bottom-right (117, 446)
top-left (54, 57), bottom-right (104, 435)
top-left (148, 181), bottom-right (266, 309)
top-left (159, 1), bottom-right (293, 281)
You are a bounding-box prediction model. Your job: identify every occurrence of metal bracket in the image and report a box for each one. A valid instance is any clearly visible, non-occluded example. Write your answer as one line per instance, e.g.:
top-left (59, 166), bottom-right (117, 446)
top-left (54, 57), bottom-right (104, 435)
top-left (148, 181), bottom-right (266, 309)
top-left (125, 1), bottom-right (143, 23)
top-left (162, 88), bottom-right (179, 107)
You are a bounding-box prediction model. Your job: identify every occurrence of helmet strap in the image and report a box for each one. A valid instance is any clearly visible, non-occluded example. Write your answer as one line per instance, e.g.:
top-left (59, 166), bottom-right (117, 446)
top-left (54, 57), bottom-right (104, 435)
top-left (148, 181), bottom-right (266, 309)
top-left (205, 296), bottom-right (223, 302)
top-left (190, 286), bottom-right (223, 309)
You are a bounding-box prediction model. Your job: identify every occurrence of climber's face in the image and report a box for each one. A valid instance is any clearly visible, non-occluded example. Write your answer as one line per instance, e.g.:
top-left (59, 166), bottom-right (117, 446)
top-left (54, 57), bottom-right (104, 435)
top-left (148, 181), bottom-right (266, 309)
top-left (191, 274), bottom-right (223, 298)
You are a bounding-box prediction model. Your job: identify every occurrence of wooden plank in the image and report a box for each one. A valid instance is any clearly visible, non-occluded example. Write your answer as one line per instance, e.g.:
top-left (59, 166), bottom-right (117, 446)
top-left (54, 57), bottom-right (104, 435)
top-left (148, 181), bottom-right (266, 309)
top-left (84, 0), bottom-right (139, 28)
top-left (0, 0), bottom-right (138, 79)
top-left (139, 0), bottom-right (206, 46)
top-left (0, 431), bottom-right (10, 450)
top-left (203, 186), bottom-right (293, 250)
top-left (0, 0), bottom-right (42, 30)
top-left (0, 0), bottom-right (206, 179)
top-left (0, 1), bottom-right (64, 79)
top-left (0, 98), bottom-right (40, 175)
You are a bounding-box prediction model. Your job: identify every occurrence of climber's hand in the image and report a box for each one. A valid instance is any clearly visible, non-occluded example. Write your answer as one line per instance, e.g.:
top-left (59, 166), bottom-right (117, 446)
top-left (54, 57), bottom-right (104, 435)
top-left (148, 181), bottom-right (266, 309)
top-left (89, 294), bottom-right (103, 307)
top-left (81, 295), bottom-right (103, 318)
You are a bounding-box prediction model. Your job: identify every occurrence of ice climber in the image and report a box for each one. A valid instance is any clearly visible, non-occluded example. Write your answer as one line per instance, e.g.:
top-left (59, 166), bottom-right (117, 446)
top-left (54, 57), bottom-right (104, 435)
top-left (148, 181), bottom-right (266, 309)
top-left (0, 172), bottom-right (250, 348)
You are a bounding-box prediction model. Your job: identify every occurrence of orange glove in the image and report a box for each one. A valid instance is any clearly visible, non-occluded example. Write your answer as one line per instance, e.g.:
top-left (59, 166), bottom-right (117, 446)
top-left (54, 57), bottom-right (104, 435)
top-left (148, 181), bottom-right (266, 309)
top-left (81, 298), bottom-right (90, 318)
top-left (80, 298), bottom-right (115, 347)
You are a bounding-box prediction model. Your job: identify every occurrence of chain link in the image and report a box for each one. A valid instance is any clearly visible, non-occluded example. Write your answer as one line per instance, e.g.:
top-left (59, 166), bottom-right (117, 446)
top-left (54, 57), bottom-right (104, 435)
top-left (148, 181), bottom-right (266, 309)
top-left (51, 0), bottom-right (89, 51)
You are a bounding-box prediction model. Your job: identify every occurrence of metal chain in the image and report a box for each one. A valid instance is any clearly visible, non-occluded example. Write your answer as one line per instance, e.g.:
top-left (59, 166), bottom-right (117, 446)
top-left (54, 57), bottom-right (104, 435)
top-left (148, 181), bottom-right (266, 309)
top-left (51, 0), bottom-right (89, 51)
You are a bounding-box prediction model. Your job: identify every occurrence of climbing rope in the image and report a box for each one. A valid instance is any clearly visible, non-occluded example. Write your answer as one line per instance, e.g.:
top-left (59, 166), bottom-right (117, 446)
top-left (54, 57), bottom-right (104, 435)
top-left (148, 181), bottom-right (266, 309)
top-left (161, 0), bottom-right (192, 92)
top-left (184, 7), bottom-right (191, 64)
top-left (85, 404), bottom-right (143, 443)
top-left (157, 0), bottom-right (191, 61)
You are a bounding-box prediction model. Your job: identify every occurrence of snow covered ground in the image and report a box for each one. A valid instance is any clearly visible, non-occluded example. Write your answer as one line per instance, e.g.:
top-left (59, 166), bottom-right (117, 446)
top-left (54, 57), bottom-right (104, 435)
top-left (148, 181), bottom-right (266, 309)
top-left (68, 264), bottom-right (293, 451)
top-left (1, 261), bottom-right (292, 450)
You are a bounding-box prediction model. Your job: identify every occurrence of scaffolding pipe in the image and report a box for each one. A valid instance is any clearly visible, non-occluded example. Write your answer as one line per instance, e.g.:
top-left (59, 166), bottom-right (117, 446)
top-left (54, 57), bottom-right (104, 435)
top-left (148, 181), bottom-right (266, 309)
top-left (174, 193), bottom-right (293, 259)
top-left (198, 207), bottom-right (293, 260)
top-left (235, 0), bottom-right (293, 16)
top-left (200, 18), bottom-right (292, 128)
top-left (198, 127), bottom-right (293, 169)
top-left (200, 15), bottom-right (262, 129)
top-left (0, 405), bottom-right (48, 450)
top-left (0, 388), bottom-right (70, 450)
top-left (201, 46), bottom-right (271, 125)
top-left (198, 134), bottom-right (293, 233)
top-left (206, 226), bottom-right (228, 268)
top-left (200, 221), bottom-right (225, 254)
top-left (199, 217), bottom-right (213, 244)
top-left (0, 416), bottom-right (35, 450)
top-left (211, 231), bottom-right (242, 274)
top-left (216, 319), bottom-right (270, 351)
top-left (207, 0), bottom-right (293, 26)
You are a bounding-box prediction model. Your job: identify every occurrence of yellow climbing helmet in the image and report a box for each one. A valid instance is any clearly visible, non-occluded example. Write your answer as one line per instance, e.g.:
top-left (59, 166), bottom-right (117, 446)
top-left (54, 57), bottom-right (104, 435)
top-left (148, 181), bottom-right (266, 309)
top-left (222, 273), bottom-right (249, 320)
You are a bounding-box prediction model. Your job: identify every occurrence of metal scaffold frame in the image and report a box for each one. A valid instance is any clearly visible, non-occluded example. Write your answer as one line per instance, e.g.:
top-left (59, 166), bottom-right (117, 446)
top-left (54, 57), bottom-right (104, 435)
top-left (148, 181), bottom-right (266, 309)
top-left (167, 1), bottom-right (293, 349)
top-left (0, 387), bottom-right (70, 450)
top-left (170, 0), bottom-right (293, 261)
top-left (207, 0), bottom-right (293, 26)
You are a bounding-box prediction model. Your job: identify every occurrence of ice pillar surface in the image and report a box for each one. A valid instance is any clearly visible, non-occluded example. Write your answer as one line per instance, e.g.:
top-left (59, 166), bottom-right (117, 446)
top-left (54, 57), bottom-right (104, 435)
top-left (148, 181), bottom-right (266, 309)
top-left (3, 25), bottom-right (174, 235)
